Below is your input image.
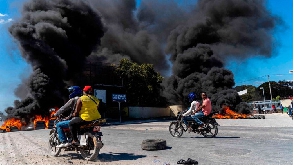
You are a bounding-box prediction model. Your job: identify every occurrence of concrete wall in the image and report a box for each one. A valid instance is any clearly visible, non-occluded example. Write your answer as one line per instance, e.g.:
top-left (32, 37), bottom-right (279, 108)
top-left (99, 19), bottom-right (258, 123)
top-left (128, 107), bottom-right (170, 118)
top-left (169, 105), bottom-right (186, 117)
top-left (128, 105), bottom-right (187, 118)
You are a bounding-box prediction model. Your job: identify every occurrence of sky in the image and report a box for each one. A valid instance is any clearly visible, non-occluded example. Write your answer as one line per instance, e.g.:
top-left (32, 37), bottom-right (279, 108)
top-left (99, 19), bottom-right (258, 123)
top-left (0, 0), bottom-right (293, 113)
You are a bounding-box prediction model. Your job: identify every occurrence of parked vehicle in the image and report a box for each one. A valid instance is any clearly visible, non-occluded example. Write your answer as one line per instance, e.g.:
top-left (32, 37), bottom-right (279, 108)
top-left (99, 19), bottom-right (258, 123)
top-left (169, 111), bottom-right (219, 138)
top-left (48, 115), bottom-right (105, 161)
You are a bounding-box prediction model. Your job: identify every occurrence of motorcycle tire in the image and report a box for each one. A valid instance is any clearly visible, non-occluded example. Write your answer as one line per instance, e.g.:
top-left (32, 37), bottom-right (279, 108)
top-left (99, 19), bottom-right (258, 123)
top-left (169, 121), bottom-right (184, 137)
top-left (79, 133), bottom-right (103, 161)
top-left (48, 132), bottom-right (61, 156)
top-left (202, 122), bottom-right (218, 138)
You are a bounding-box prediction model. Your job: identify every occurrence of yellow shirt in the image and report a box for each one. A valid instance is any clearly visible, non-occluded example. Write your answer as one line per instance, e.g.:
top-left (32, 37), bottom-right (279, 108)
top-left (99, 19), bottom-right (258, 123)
top-left (79, 95), bottom-right (101, 121)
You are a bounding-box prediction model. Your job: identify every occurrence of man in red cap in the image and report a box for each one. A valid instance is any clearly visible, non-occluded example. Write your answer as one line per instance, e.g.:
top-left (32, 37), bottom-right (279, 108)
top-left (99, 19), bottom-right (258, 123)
top-left (69, 85), bottom-right (101, 145)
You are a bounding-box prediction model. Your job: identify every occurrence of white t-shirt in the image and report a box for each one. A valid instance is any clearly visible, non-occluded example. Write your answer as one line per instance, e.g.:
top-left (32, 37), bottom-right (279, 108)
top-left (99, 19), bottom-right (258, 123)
top-left (182, 101), bottom-right (200, 116)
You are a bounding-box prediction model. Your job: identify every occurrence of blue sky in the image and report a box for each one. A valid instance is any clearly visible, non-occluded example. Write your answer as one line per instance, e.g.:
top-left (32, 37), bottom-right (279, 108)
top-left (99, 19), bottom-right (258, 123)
top-left (0, 0), bottom-right (293, 113)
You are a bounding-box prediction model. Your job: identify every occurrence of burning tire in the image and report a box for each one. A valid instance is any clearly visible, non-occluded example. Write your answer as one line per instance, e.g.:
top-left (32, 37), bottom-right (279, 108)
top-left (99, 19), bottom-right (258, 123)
top-left (141, 139), bottom-right (166, 151)
top-left (48, 132), bottom-right (61, 156)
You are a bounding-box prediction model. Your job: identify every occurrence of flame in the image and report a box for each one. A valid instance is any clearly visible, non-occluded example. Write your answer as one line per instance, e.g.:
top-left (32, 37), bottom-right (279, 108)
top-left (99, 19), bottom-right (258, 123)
top-left (33, 115), bottom-right (50, 129)
top-left (49, 107), bottom-right (58, 120)
top-left (0, 118), bottom-right (23, 132)
top-left (1, 107), bottom-right (60, 132)
top-left (213, 106), bottom-right (250, 119)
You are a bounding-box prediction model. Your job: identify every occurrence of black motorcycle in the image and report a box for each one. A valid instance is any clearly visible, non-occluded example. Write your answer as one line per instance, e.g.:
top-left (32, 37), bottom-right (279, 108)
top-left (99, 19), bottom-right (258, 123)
top-left (48, 116), bottom-right (105, 161)
top-left (169, 110), bottom-right (219, 138)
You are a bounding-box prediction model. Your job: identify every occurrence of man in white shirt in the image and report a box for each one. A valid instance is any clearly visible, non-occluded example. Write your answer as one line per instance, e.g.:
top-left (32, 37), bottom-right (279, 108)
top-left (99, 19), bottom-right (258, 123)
top-left (182, 92), bottom-right (200, 132)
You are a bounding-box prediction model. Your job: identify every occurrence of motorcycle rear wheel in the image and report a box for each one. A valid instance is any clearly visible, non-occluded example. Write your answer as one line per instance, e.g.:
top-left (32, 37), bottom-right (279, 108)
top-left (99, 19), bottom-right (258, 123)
top-left (48, 133), bottom-right (61, 156)
top-left (169, 121), bottom-right (184, 137)
top-left (79, 133), bottom-right (103, 161)
top-left (202, 122), bottom-right (218, 138)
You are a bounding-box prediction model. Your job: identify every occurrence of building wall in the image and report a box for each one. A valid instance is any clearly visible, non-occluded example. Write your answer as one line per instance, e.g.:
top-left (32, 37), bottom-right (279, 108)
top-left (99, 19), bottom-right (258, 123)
top-left (128, 105), bottom-right (186, 118)
top-left (129, 107), bottom-right (170, 118)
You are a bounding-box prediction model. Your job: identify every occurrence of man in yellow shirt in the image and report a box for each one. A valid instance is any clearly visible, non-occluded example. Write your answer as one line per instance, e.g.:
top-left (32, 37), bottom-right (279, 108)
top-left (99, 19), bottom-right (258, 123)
top-left (69, 85), bottom-right (101, 145)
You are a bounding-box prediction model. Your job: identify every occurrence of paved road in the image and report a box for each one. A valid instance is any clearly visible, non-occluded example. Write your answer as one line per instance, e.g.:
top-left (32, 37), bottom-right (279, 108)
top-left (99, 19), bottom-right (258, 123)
top-left (0, 113), bottom-right (293, 165)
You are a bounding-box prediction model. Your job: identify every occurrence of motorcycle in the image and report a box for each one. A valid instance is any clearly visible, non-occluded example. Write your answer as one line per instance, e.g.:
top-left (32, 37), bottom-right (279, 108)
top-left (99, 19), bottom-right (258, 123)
top-left (48, 115), bottom-right (106, 161)
top-left (169, 110), bottom-right (219, 138)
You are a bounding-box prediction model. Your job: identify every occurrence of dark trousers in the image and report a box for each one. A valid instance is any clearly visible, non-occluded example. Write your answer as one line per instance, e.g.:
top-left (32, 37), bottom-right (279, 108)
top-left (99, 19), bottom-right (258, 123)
top-left (69, 117), bottom-right (88, 141)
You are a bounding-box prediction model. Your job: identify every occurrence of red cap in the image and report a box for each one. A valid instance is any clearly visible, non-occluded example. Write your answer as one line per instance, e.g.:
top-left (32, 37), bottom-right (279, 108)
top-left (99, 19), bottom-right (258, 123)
top-left (83, 86), bottom-right (92, 91)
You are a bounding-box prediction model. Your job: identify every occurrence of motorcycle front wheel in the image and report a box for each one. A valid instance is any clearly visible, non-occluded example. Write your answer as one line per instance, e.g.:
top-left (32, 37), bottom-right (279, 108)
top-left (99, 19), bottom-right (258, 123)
top-left (202, 122), bottom-right (218, 138)
top-left (169, 121), bottom-right (184, 137)
top-left (48, 132), bottom-right (61, 156)
top-left (79, 133), bottom-right (103, 161)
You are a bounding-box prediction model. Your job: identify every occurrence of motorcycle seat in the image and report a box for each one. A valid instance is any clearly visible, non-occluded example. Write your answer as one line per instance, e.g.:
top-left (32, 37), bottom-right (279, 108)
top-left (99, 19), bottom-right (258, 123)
top-left (80, 118), bottom-right (106, 129)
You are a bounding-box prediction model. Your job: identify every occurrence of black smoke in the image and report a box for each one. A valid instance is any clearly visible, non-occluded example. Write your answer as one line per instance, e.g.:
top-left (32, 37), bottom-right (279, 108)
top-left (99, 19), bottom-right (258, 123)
top-left (5, 0), bottom-right (279, 118)
top-left (6, 0), bottom-right (104, 119)
top-left (161, 0), bottom-right (278, 112)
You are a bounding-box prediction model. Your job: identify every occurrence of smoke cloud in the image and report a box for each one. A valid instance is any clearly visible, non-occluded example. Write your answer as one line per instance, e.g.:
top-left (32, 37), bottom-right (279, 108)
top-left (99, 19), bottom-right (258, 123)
top-left (6, 0), bottom-right (278, 118)
top-left (161, 0), bottom-right (277, 112)
top-left (7, 0), bottom-right (104, 118)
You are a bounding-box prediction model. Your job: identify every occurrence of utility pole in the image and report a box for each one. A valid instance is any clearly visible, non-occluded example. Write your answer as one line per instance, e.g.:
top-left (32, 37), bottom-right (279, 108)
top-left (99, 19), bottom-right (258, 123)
top-left (268, 75), bottom-right (273, 102)
top-left (260, 87), bottom-right (265, 102)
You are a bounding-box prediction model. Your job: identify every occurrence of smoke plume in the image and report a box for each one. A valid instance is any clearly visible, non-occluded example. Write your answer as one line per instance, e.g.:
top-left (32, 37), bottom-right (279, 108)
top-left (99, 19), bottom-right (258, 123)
top-left (7, 0), bottom-right (104, 118)
top-left (161, 0), bottom-right (278, 112)
top-left (6, 0), bottom-right (279, 118)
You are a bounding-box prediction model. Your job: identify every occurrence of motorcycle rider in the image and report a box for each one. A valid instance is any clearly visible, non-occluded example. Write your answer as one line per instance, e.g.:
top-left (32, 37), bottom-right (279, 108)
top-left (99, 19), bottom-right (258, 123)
top-left (182, 92), bottom-right (200, 132)
top-left (53, 86), bottom-right (82, 148)
top-left (192, 92), bottom-right (212, 129)
top-left (69, 85), bottom-right (101, 145)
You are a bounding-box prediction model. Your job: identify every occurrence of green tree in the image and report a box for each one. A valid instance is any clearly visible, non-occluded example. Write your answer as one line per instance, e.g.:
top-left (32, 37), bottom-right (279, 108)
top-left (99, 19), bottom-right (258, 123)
top-left (259, 80), bottom-right (293, 100)
top-left (116, 59), bottom-right (167, 107)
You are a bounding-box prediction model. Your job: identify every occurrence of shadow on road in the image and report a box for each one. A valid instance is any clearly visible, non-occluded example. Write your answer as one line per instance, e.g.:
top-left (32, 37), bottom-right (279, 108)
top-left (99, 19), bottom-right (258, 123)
top-left (97, 152), bottom-right (146, 162)
top-left (104, 117), bottom-right (174, 126)
top-left (188, 136), bottom-right (240, 139)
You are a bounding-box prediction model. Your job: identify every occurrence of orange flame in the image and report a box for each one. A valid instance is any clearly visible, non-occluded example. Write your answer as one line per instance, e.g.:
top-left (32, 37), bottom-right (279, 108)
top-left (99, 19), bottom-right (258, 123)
top-left (33, 115), bottom-right (50, 129)
top-left (1, 107), bottom-right (59, 132)
top-left (213, 106), bottom-right (250, 119)
top-left (33, 107), bottom-right (59, 129)
top-left (0, 118), bottom-right (23, 132)
top-left (49, 107), bottom-right (58, 120)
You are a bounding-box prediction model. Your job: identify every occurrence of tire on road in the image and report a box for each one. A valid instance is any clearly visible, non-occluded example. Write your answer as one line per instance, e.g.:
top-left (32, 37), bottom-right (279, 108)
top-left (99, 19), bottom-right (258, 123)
top-left (141, 139), bottom-right (166, 151)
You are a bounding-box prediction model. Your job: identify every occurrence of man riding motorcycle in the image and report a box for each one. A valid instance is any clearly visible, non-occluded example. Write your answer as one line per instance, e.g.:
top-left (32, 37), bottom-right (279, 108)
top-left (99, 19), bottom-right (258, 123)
top-left (193, 92), bottom-right (212, 129)
top-left (182, 92), bottom-right (200, 132)
top-left (52, 86), bottom-right (82, 148)
top-left (69, 85), bottom-right (101, 146)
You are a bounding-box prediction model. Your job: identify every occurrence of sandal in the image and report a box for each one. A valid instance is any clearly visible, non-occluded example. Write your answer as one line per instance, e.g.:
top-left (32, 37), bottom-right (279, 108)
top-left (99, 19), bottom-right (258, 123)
top-left (177, 159), bottom-right (186, 164)
top-left (185, 158), bottom-right (198, 165)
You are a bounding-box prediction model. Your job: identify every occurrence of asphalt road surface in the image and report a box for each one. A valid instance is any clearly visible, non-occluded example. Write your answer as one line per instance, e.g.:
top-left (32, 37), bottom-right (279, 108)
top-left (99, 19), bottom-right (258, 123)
top-left (0, 113), bottom-right (293, 165)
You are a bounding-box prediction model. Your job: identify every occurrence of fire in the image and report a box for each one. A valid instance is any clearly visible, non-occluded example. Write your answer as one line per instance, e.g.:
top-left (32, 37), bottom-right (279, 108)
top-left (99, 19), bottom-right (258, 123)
top-left (213, 106), bottom-right (250, 119)
top-left (33, 115), bottom-right (50, 129)
top-left (1, 107), bottom-right (59, 132)
top-left (33, 107), bottom-right (59, 129)
top-left (0, 118), bottom-right (23, 132)
top-left (49, 107), bottom-right (58, 120)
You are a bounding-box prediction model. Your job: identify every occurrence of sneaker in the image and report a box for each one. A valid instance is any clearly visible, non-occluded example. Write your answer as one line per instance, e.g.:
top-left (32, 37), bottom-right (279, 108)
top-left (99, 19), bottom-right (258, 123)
top-left (56, 142), bottom-right (71, 148)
